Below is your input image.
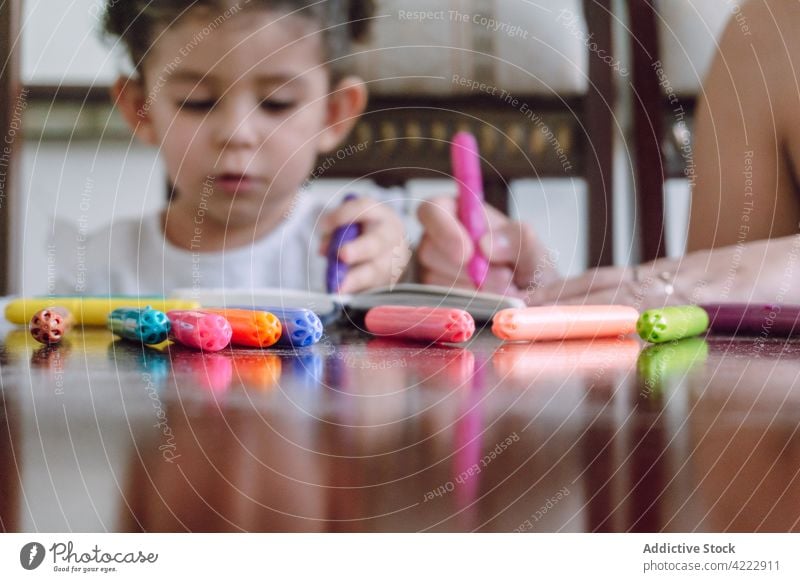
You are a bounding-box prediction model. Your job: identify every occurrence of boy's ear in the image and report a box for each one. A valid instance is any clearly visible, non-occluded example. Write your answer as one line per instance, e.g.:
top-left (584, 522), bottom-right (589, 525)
top-left (110, 76), bottom-right (158, 146)
top-left (318, 76), bottom-right (368, 153)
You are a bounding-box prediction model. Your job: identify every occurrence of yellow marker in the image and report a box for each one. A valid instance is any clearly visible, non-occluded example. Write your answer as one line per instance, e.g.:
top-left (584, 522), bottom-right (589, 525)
top-left (5, 297), bottom-right (200, 327)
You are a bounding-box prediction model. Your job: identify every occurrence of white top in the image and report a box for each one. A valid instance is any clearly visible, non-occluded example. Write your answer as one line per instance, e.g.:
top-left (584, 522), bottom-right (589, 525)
top-left (51, 192), bottom-right (334, 296)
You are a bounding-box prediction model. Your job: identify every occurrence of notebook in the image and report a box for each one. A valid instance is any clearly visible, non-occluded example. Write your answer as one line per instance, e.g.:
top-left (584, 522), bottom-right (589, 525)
top-left (170, 284), bottom-right (524, 323)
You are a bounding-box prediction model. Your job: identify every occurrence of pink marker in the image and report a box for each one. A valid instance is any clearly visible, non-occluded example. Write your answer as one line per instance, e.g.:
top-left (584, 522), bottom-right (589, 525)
top-left (365, 305), bottom-right (475, 344)
top-left (452, 131), bottom-right (490, 288)
top-left (167, 310), bottom-right (232, 352)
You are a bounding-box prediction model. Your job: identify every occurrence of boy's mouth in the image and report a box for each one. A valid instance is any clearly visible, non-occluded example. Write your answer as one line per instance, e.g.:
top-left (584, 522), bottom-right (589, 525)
top-left (214, 174), bottom-right (262, 195)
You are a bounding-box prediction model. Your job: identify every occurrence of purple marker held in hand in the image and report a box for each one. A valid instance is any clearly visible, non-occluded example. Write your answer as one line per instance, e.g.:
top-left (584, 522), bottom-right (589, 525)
top-left (326, 193), bottom-right (362, 293)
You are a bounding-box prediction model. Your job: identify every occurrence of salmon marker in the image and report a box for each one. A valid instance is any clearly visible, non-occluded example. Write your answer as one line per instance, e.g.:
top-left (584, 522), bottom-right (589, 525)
top-left (365, 305), bottom-right (475, 343)
top-left (167, 310), bottom-right (232, 351)
top-left (492, 305), bottom-right (639, 342)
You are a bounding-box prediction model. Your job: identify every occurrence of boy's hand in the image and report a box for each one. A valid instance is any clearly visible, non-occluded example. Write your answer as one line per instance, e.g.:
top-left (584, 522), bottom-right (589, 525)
top-left (319, 197), bottom-right (410, 294)
top-left (417, 196), bottom-right (560, 299)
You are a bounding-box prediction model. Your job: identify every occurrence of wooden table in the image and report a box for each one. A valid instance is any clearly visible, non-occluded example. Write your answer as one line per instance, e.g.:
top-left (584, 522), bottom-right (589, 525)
top-left (1, 324), bottom-right (798, 532)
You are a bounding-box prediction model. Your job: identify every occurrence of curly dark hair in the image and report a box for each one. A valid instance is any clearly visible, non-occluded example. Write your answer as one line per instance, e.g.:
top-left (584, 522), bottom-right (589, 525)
top-left (102, 0), bottom-right (376, 79)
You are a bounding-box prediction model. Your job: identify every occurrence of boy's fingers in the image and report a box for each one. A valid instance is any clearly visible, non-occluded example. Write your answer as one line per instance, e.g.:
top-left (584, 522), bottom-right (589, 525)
top-left (319, 197), bottom-right (388, 236)
top-left (338, 229), bottom-right (387, 264)
top-left (338, 261), bottom-right (385, 294)
top-left (417, 197), bottom-right (474, 264)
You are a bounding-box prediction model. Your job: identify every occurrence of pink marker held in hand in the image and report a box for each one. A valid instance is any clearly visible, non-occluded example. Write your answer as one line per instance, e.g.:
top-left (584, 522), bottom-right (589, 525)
top-left (452, 131), bottom-right (490, 289)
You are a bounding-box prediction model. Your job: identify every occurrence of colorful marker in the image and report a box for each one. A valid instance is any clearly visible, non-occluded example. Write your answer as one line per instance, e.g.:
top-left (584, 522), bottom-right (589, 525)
top-left (365, 305), bottom-right (475, 343)
top-left (108, 306), bottom-right (171, 345)
top-left (452, 131), bottom-right (490, 289)
top-left (492, 305), bottom-right (639, 342)
top-left (167, 310), bottom-right (232, 352)
top-left (29, 307), bottom-right (72, 345)
top-left (700, 303), bottom-right (800, 336)
top-left (202, 308), bottom-right (282, 348)
top-left (232, 306), bottom-right (323, 348)
top-left (326, 193), bottom-right (362, 293)
top-left (6, 297), bottom-right (199, 326)
top-left (637, 305), bottom-right (709, 343)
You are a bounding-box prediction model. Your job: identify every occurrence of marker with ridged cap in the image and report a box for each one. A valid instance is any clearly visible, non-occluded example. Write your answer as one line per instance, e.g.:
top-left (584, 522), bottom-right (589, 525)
top-left (636, 305), bottom-right (709, 344)
top-left (29, 307), bottom-right (72, 345)
top-left (365, 305), bottom-right (475, 343)
top-left (108, 306), bottom-right (171, 345)
top-left (202, 308), bottom-right (282, 348)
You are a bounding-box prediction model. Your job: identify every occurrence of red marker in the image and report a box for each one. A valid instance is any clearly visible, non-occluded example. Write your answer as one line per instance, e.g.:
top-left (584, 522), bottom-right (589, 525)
top-left (365, 305), bottom-right (475, 344)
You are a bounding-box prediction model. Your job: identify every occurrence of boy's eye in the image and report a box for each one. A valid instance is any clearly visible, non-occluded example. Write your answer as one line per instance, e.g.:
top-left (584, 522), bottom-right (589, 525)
top-left (260, 100), bottom-right (297, 113)
top-left (178, 99), bottom-right (216, 112)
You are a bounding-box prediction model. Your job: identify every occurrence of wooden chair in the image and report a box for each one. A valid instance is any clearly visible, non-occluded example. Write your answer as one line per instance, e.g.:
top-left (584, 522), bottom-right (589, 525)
top-left (0, 0), bottom-right (22, 295)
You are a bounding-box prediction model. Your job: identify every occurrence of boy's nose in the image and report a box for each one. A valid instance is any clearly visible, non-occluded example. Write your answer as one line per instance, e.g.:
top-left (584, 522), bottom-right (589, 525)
top-left (213, 102), bottom-right (263, 150)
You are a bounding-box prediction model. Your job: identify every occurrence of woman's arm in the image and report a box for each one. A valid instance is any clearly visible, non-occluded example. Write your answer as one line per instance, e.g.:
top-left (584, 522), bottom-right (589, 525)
top-left (688, 0), bottom-right (800, 251)
top-left (535, 234), bottom-right (800, 309)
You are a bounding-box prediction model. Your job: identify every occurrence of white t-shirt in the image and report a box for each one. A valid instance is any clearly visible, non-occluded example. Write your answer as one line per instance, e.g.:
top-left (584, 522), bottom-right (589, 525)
top-left (52, 192), bottom-right (334, 296)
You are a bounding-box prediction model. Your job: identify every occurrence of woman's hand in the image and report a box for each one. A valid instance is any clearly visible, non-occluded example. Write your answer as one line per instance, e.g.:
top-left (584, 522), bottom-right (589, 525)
top-left (533, 236), bottom-right (800, 308)
top-left (416, 196), bottom-right (560, 297)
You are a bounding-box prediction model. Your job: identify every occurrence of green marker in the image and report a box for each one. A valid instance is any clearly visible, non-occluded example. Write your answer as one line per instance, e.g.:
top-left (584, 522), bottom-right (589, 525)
top-left (636, 305), bottom-right (709, 344)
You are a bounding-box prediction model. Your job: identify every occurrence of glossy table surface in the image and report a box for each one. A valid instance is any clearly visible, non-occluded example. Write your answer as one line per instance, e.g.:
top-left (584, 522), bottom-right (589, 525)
top-left (0, 323), bottom-right (799, 532)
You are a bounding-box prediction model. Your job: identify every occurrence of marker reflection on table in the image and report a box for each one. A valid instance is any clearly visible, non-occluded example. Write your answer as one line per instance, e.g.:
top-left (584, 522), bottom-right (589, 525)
top-left (230, 353), bottom-right (282, 391)
top-left (637, 337), bottom-right (709, 401)
top-left (492, 338), bottom-right (641, 381)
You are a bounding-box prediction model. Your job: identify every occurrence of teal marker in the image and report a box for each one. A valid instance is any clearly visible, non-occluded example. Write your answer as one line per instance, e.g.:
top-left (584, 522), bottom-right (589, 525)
top-left (107, 306), bottom-right (171, 345)
top-left (636, 305), bottom-right (709, 344)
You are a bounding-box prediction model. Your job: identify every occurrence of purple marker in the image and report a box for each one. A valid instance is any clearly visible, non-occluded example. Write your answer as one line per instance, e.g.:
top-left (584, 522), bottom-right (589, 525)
top-left (326, 193), bottom-right (362, 293)
top-left (701, 303), bottom-right (800, 336)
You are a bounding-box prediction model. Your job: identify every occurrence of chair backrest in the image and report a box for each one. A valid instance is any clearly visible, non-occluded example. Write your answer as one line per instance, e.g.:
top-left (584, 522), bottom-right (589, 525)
top-left (0, 0), bottom-right (22, 295)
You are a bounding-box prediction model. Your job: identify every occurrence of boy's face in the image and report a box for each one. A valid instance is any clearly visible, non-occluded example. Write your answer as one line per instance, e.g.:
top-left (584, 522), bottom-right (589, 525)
top-left (126, 9), bottom-right (360, 227)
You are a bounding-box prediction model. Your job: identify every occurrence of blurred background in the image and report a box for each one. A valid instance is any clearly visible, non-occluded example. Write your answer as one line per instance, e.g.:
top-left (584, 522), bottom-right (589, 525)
top-left (2, 0), bottom-right (737, 294)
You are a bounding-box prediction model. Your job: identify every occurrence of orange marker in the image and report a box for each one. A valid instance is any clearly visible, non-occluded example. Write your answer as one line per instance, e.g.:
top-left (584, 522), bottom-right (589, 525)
top-left (202, 309), bottom-right (282, 348)
top-left (492, 305), bottom-right (639, 342)
top-left (30, 307), bottom-right (72, 345)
